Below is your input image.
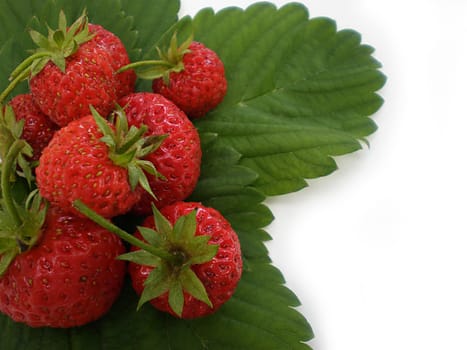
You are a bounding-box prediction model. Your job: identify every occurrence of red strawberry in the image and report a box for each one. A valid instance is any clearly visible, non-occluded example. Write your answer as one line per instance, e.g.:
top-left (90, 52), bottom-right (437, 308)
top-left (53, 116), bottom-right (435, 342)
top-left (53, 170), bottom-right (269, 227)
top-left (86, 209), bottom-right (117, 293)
top-left (124, 202), bottom-right (242, 319)
top-left (88, 23), bottom-right (136, 98)
top-left (7, 93), bottom-right (58, 162)
top-left (4, 11), bottom-right (120, 127)
top-left (152, 40), bottom-right (227, 118)
top-left (118, 92), bottom-right (202, 215)
top-left (0, 205), bottom-right (126, 328)
top-left (0, 141), bottom-right (126, 328)
top-left (120, 34), bottom-right (227, 119)
top-left (35, 108), bottom-right (161, 218)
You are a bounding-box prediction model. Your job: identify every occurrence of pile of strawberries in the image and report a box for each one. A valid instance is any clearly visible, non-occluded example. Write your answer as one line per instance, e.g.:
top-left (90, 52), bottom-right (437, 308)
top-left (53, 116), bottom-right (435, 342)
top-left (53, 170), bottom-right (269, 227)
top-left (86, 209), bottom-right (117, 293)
top-left (0, 12), bottom-right (242, 328)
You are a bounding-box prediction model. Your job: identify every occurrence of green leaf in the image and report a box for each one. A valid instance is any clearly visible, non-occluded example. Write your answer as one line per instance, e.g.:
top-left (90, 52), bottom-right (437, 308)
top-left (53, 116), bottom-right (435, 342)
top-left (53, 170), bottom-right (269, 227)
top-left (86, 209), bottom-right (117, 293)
top-left (0, 246), bottom-right (18, 277)
top-left (120, 0), bottom-right (180, 59)
top-left (192, 3), bottom-right (385, 195)
top-left (0, 1), bottom-right (387, 349)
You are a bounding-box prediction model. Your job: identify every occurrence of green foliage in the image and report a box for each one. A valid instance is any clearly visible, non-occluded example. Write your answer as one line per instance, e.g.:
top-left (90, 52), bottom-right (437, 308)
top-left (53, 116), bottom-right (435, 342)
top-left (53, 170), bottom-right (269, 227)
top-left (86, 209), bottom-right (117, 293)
top-left (0, 0), bottom-right (386, 349)
top-left (192, 3), bottom-right (386, 194)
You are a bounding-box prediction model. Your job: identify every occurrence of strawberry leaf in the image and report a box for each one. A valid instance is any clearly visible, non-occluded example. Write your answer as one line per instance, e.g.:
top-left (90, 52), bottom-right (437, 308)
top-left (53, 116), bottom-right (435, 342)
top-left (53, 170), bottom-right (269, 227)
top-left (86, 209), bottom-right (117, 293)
top-left (192, 3), bottom-right (386, 195)
top-left (0, 1), bottom-right (386, 349)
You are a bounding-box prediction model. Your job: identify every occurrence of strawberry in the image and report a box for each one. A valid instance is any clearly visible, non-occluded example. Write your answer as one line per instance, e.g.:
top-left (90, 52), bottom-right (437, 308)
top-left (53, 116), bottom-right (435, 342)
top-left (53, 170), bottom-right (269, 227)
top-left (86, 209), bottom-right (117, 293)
top-left (7, 93), bottom-right (58, 162)
top-left (0, 206), bottom-right (126, 328)
top-left (119, 34), bottom-right (227, 119)
top-left (88, 23), bottom-right (136, 98)
top-left (118, 92), bottom-right (202, 215)
top-left (0, 139), bottom-right (126, 328)
top-left (124, 202), bottom-right (242, 319)
top-left (2, 11), bottom-right (122, 127)
top-left (35, 107), bottom-right (162, 218)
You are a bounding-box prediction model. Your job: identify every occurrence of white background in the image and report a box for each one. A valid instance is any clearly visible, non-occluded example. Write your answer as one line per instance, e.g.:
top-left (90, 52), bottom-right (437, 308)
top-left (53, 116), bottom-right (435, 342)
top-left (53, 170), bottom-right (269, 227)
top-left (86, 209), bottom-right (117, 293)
top-left (181, 1), bottom-right (467, 349)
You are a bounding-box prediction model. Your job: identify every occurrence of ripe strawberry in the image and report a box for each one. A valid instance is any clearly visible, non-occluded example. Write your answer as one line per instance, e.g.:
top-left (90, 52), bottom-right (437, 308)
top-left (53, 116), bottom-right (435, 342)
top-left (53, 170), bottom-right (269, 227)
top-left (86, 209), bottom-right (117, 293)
top-left (7, 93), bottom-right (58, 162)
top-left (120, 34), bottom-right (227, 119)
top-left (152, 40), bottom-right (227, 118)
top-left (0, 206), bottom-right (126, 328)
top-left (5, 11), bottom-right (121, 127)
top-left (88, 23), bottom-right (136, 98)
top-left (118, 92), bottom-right (202, 215)
top-left (0, 140), bottom-right (126, 328)
top-left (35, 108), bottom-right (161, 218)
top-left (124, 202), bottom-right (243, 319)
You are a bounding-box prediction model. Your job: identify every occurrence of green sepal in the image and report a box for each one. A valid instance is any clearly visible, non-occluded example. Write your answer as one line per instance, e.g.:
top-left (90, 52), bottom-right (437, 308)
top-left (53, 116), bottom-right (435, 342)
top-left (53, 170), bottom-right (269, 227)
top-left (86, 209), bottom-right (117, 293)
top-left (0, 242), bottom-right (19, 276)
top-left (137, 264), bottom-right (171, 310)
top-left (0, 105), bottom-right (34, 186)
top-left (168, 279), bottom-right (184, 316)
top-left (186, 236), bottom-right (218, 265)
top-left (119, 204), bottom-right (219, 315)
top-left (29, 30), bottom-right (49, 49)
top-left (117, 249), bottom-right (160, 267)
top-left (29, 9), bottom-right (93, 75)
top-left (138, 225), bottom-right (164, 246)
top-left (90, 105), bottom-right (165, 198)
top-left (179, 268), bottom-right (213, 309)
top-left (0, 139), bottom-right (48, 277)
top-left (173, 210), bottom-right (196, 242)
top-left (151, 204), bottom-right (173, 238)
top-left (0, 10), bottom-right (94, 102)
top-left (10, 189), bottom-right (49, 250)
top-left (118, 31), bottom-right (193, 85)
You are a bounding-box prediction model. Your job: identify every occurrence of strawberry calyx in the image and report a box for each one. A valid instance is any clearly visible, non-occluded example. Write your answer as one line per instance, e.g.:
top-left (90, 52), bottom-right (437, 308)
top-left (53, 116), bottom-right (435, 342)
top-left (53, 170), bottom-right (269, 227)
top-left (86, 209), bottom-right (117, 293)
top-left (0, 138), bottom-right (48, 277)
top-left (0, 10), bottom-right (94, 103)
top-left (118, 32), bottom-right (193, 85)
top-left (91, 106), bottom-right (167, 199)
top-left (73, 200), bottom-right (218, 317)
top-left (0, 104), bottom-right (34, 185)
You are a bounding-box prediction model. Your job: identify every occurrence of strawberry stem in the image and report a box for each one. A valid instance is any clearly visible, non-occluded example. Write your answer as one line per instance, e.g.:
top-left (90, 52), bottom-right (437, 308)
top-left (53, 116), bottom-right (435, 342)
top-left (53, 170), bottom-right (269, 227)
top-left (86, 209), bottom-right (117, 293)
top-left (8, 51), bottom-right (50, 82)
top-left (117, 32), bottom-right (192, 83)
top-left (117, 60), bottom-right (173, 73)
top-left (73, 199), bottom-right (178, 263)
top-left (0, 51), bottom-right (52, 103)
top-left (0, 69), bottom-right (29, 104)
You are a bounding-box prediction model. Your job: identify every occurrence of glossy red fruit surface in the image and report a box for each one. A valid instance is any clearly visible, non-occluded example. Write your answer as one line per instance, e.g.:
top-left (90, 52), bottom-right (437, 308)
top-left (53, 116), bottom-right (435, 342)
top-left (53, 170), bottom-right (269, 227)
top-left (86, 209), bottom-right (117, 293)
top-left (0, 207), bottom-right (126, 328)
top-left (119, 93), bottom-right (202, 215)
top-left (129, 202), bottom-right (242, 319)
top-left (8, 93), bottom-right (58, 161)
top-left (35, 114), bottom-right (141, 218)
top-left (29, 42), bottom-right (117, 127)
top-left (152, 41), bottom-right (227, 119)
top-left (88, 23), bottom-right (136, 98)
